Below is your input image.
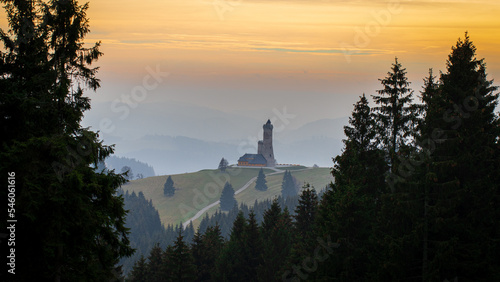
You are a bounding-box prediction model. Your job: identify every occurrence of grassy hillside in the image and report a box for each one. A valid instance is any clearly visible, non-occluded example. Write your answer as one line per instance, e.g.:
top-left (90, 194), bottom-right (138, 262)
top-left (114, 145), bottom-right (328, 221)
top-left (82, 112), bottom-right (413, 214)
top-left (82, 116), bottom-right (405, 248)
top-left (122, 166), bottom-right (333, 228)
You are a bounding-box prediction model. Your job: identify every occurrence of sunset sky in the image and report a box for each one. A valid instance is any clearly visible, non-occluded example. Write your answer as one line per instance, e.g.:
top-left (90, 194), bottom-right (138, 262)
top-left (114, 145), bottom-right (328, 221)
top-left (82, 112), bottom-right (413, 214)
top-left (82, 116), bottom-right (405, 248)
top-left (2, 0), bottom-right (500, 141)
top-left (78, 0), bottom-right (500, 122)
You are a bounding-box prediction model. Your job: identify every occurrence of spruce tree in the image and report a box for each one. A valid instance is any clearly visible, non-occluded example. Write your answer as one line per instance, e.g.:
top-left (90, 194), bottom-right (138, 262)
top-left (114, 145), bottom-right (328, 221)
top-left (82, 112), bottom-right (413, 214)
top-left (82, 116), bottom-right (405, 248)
top-left (418, 33), bottom-right (500, 280)
top-left (245, 210), bottom-right (263, 280)
top-left (0, 1), bottom-right (133, 280)
top-left (291, 184), bottom-right (318, 260)
top-left (214, 211), bottom-right (248, 281)
top-left (258, 199), bottom-right (293, 281)
top-left (255, 167), bottom-right (268, 191)
top-left (163, 175), bottom-right (175, 197)
top-left (220, 182), bottom-right (237, 211)
top-left (168, 230), bottom-right (196, 282)
top-left (281, 170), bottom-right (298, 199)
top-left (333, 94), bottom-right (387, 193)
top-left (192, 224), bottom-right (224, 281)
top-left (372, 58), bottom-right (419, 177)
top-left (128, 255), bottom-right (148, 282)
top-left (317, 95), bottom-right (387, 280)
top-left (218, 157), bottom-right (228, 172)
top-left (145, 243), bottom-right (165, 281)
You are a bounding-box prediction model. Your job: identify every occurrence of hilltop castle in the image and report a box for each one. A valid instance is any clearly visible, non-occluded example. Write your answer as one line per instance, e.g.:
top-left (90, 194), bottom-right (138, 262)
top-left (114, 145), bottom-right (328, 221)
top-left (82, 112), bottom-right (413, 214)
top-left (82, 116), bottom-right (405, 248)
top-left (238, 119), bottom-right (276, 167)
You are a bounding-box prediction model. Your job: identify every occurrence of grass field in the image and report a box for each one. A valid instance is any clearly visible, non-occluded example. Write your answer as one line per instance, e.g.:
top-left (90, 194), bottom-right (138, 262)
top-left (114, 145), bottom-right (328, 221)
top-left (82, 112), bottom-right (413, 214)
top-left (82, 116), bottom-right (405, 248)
top-left (122, 166), bottom-right (333, 228)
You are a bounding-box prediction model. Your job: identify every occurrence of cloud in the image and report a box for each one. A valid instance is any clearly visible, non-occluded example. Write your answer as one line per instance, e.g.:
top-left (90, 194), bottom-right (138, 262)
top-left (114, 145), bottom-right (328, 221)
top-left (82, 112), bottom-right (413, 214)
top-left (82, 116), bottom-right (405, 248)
top-left (254, 47), bottom-right (345, 54)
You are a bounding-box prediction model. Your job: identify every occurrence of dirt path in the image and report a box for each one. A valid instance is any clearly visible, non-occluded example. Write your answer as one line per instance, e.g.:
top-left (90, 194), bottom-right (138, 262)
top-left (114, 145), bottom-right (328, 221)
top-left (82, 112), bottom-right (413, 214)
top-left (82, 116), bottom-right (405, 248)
top-left (182, 166), bottom-right (312, 228)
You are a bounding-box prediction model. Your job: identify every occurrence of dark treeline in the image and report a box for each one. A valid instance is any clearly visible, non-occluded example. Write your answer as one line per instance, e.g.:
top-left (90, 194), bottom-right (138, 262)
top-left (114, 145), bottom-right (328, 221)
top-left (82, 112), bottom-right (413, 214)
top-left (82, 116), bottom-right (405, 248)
top-left (127, 186), bottom-right (323, 282)
top-left (120, 183), bottom-right (326, 277)
top-left (1, 0), bottom-right (498, 279)
top-left (128, 33), bottom-right (499, 281)
top-left (1, 1), bottom-right (134, 280)
top-left (119, 189), bottom-right (196, 276)
top-left (198, 194), bottom-right (302, 239)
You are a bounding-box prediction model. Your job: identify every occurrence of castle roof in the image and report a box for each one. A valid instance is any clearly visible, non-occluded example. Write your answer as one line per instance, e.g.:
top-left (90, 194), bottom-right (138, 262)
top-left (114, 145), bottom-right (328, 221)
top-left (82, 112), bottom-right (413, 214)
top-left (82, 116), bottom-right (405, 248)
top-left (238, 154), bottom-right (267, 165)
top-left (263, 119), bottom-right (273, 130)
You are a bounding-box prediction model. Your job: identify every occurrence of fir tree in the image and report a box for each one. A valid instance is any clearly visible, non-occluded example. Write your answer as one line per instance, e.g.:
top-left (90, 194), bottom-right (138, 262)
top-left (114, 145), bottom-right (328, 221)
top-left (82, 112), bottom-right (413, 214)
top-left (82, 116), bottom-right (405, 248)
top-left (146, 243), bottom-right (165, 281)
top-left (214, 211), bottom-right (248, 281)
top-left (418, 33), bottom-right (500, 280)
top-left (255, 167), bottom-right (268, 191)
top-left (128, 255), bottom-right (148, 282)
top-left (220, 182), bottom-right (237, 211)
top-left (281, 170), bottom-right (298, 199)
top-left (192, 224), bottom-right (224, 281)
top-left (218, 157), bottom-right (229, 172)
top-left (245, 210), bottom-right (262, 280)
top-left (372, 58), bottom-right (419, 176)
top-left (0, 1), bottom-right (133, 280)
top-left (291, 184), bottom-right (318, 262)
top-left (316, 93), bottom-right (387, 280)
top-left (163, 175), bottom-right (175, 197)
top-left (168, 229), bottom-right (196, 281)
top-left (333, 94), bottom-right (387, 193)
top-left (258, 199), bottom-right (293, 281)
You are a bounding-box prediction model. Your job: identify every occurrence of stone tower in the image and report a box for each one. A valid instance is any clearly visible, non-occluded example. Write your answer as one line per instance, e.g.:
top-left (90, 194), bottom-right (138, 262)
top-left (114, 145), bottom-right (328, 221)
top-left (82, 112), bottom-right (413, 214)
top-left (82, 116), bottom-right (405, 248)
top-left (258, 119), bottom-right (276, 166)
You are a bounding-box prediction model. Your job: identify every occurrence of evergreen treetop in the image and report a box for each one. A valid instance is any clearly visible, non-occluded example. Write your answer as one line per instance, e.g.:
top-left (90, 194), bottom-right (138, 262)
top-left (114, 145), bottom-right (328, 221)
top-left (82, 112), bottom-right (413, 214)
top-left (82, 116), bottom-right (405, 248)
top-left (372, 58), bottom-right (419, 173)
top-left (164, 175), bottom-right (175, 197)
top-left (220, 182), bottom-right (237, 211)
top-left (255, 167), bottom-right (268, 191)
top-left (0, 1), bottom-right (133, 280)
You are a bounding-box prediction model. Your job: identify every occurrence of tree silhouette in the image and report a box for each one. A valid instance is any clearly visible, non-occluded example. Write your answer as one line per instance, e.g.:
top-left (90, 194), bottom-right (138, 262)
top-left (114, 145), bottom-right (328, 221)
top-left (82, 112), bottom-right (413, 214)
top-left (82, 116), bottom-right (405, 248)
top-left (164, 175), bottom-right (175, 197)
top-left (255, 168), bottom-right (268, 191)
top-left (220, 182), bottom-right (237, 211)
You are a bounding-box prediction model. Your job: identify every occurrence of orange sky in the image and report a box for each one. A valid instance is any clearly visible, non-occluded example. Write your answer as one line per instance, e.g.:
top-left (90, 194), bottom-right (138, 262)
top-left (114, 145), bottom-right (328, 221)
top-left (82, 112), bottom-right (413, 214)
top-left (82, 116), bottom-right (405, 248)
top-left (84, 0), bottom-right (500, 73)
top-left (2, 0), bottom-right (500, 119)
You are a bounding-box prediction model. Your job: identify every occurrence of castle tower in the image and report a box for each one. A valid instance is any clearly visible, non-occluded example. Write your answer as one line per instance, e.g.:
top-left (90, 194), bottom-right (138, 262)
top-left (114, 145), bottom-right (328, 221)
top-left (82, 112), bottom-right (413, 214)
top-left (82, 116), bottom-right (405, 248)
top-left (258, 119), bottom-right (276, 166)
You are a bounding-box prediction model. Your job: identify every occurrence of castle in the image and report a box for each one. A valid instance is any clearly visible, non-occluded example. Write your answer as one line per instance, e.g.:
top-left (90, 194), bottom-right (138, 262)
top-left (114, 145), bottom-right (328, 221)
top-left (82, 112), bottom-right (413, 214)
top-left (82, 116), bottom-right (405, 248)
top-left (238, 119), bottom-right (276, 167)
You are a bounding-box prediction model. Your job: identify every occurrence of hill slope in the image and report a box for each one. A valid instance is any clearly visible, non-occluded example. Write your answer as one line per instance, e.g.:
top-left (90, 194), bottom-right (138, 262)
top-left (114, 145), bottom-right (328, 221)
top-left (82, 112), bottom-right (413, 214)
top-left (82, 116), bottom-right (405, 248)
top-left (121, 166), bottom-right (333, 228)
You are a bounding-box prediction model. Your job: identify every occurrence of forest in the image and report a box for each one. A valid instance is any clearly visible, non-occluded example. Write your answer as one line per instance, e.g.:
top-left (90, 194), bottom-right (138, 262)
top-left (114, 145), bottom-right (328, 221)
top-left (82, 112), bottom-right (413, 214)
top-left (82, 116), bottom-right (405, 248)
top-left (1, 0), bottom-right (499, 281)
top-left (126, 34), bottom-right (500, 281)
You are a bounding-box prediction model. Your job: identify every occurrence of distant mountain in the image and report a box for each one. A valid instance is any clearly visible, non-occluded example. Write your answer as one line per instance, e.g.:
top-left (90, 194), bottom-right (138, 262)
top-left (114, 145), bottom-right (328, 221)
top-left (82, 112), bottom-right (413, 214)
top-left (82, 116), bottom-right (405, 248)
top-left (111, 133), bottom-right (344, 176)
top-left (85, 100), bottom-right (350, 175)
top-left (105, 156), bottom-right (156, 178)
top-left (82, 100), bottom-right (262, 142)
top-left (275, 116), bottom-right (348, 142)
top-left (120, 135), bottom-right (242, 175)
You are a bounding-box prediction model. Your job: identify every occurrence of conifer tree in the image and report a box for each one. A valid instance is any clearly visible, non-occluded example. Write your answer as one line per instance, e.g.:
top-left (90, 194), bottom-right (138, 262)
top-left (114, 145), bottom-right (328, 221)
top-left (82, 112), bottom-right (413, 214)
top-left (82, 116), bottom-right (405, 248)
top-left (220, 181), bottom-right (237, 211)
top-left (291, 184), bottom-right (318, 261)
top-left (333, 94), bottom-right (387, 192)
top-left (258, 199), bottom-right (293, 281)
top-left (255, 167), bottom-right (268, 191)
top-left (214, 211), bottom-right (248, 281)
top-left (316, 94), bottom-right (388, 280)
top-left (168, 230), bottom-right (196, 281)
top-left (163, 175), bottom-right (175, 197)
top-left (245, 210), bottom-right (263, 280)
top-left (192, 224), bottom-right (224, 281)
top-left (146, 243), bottom-right (165, 281)
top-left (281, 170), bottom-right (298, 199)
top-left (0, 1), bottom-right (133, 280)
top-left (418, 33), bottom-right (500, 280)
top-left (128, 255), bottom-right (148, 282)
top-left (372, 58), bottom-right (419, 176)
top-left (218, 157), bottom-right (229, 172)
